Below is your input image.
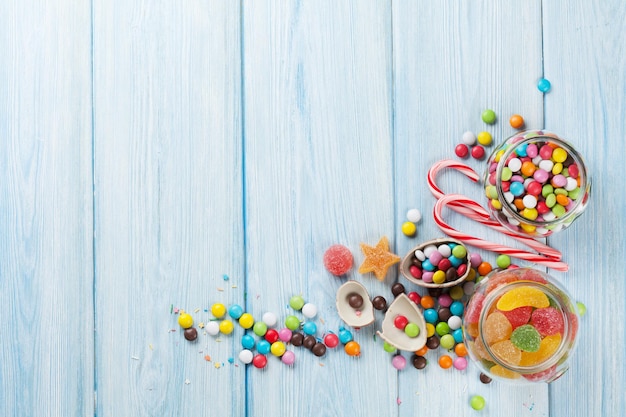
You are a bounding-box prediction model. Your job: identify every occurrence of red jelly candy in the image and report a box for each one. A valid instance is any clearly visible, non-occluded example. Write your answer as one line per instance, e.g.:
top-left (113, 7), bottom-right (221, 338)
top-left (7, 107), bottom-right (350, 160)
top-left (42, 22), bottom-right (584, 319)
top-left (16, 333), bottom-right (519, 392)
top-left (500, 306), bottom-right (533, 330)
top-left (323, 244), bottom-right (354, 276)
top-left (485, 271), bottom-right (519, 294)
top-left (522, 364), bottom-right (558, 382)
top-left (520, 269), bottom-right (548, 284)
top-left (530, 307), bottom-right (565, 337)
top-left (464, 292), bottom-right (485, 324)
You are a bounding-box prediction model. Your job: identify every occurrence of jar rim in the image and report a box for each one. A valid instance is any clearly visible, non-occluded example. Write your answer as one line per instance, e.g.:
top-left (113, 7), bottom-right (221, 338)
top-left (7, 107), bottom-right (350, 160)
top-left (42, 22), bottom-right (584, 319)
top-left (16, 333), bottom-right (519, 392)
top-left (493, 130), bottom-right (591, 229)
top-left (478, 273), bottom-right (579, 376)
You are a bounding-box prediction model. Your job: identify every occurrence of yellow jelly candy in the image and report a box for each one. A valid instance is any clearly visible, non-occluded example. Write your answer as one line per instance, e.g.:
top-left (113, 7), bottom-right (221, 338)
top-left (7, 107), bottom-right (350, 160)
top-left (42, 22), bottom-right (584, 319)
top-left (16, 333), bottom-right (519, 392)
top-left (520, 333), bottom-right (562, 367)
top-left (358, 237), bottom-right (401, 281)
top-left (496, 286), bottom-right (550, 311)
top-left (490, 340), bottom-right (522, 366)
top-left (490, 364), bottom-right (521, 379)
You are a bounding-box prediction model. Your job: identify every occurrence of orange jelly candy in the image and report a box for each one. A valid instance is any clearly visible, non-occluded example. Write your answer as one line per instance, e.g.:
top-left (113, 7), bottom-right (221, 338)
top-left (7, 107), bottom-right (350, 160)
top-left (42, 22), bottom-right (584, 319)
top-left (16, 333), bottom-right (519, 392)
top-left (496, 286), bottom-right (550, 311)
top-left (483, 311), bottom-right (512, 345)
top-left (358, 236), bottom-right (400, 281)
top-left (490, 364), bottom-right (521, 379)
top-left (490, 340), bottom-right (522, 366)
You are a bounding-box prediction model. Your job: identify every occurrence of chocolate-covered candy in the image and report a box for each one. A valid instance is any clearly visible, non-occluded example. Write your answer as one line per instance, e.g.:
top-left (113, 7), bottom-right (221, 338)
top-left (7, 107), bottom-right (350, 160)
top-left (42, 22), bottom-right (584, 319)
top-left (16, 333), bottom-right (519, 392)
top-left (411, 354), bottom-right (427, 369)
top-left (290, 332), bottom-right (304, 347)
top-left (184, 327), bottom-right (198, 341)
top-left (391, 283), bottom-right (405, 297)
top-left (346, 292), bottom-right (364, 309)
top-left (445, 268), bottom-right (457, 282)
top-left (372, 296), bottom-right (387, 311)
top-left (426, 335), bottom-right (440, 349)
top-left (312, 342), bottom-right (327, 357)
top-left (438, 307), bottom-right (452, 323)
top-left (303, 335), bottom-right (317, 350)
top-left (479, 373), bottom-right (493, 384)
top-left (428, 287), bottom-right (443, 297)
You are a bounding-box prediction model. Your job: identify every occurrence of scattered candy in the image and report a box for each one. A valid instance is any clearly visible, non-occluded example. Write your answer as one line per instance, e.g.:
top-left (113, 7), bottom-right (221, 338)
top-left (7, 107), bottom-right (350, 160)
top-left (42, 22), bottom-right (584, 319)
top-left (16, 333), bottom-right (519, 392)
top-left (289, 295), bottom-right (306, 311)
top-left (262, 312), bottom-right (278, 327)
top-left (481, 109), bottom-right (497, 124)
top-left (303, 335), bottom-right (316, 350)
top-left (228, 304), bottom-right (244, 319)
top-left (257, 340), bottom-right (271, 355)
top-left (537, 77), bottom-right (551, 93)
top-left (184, 327), bottom-right (198, 341)
top-left (239, 313), bottom-right (254, 329)
top-left (455, 143), bottom-right (469, 158)
top-left (302, 321), bottom-right (317, 335)
top-left (412, 354), bottom-right (427, 369)
top-left (271, 341), bottom-right (287, 357)
top-left (470, 395), bottom-right (486, 411)
top-left (344, 341), bottom-right (361, 356)
top-left (239, 349), bottom-right (254, 364)
top-left (402, 240), bottom-right (470, 287)
top-left (462, 131), bottom-right (477, 146)
top-left (265, 329), bottom-right (280, 344)
top-left (496, 254), bottom-right (511, 269)
top-left (205, 321), bottom-right (220, 336)
top-left (178, 313), bottom-right (193, 329)
top-left (324, 333), bottom-right (340, 348)
top-left (211, 303), bottom-right (226, 318)
top-left (302, 303), bottom-right (318, 319)
top-left (241, 334), bottom-right (256, 349)
top-left (358, 237), bottom-right (401, 281)
top-left (252, 354), bottom-right (268, 369)
top-left (392, 354), bottom-right (407, 370)
top-left (372, 296), bottom-right (387, 311)
top-left (253, 321), bottom-right (268, 337)
top-left (479, 373), bottom-right (492, 384)
top-left (312, 342), bottom-right (327, 357)
top-left (477, 131), bottom-right (493, 146)
top-left (438, 355), bottom-right (453, 369)
top-left (471, 145), bottom-right (485, 159)
top-left (509, 114), bottom-right (525, 129)
top-left (453, 356), bottom-right (468, 370)
top-left (406, 208), bottom-right (422, 223)
top-left (285, 315), bottom-right (301, 331)
top-left (576, 301), bottom-right (586, 317)
top-left (281, 350), bottom-right (296, 365)
top-left (323, 244), bottom-right (354, 276)
top-left (219, 320), bottom-right (234, 335)
top-left (401, 221), bottom-right (417, 237)
top-left (347, 292), bottom-right (364, 308)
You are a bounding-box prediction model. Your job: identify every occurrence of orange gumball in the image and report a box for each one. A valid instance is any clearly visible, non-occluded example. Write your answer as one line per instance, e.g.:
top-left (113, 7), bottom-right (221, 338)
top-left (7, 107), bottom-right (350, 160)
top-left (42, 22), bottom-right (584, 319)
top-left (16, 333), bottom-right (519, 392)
top-left (415, 345), bottom-right (429, 356)
top-left (454, 342), bottom-right (468, 357)
top-left (509, 114), bottom-right (525, 129)
top-left (438, 355), bottom-right (453, 369)
top-left (420, 295), bottom-right (436, 309)
top-left (477, 262), bottom-right (493, 277)
top-left (345, 341), bottom-right (361, 356)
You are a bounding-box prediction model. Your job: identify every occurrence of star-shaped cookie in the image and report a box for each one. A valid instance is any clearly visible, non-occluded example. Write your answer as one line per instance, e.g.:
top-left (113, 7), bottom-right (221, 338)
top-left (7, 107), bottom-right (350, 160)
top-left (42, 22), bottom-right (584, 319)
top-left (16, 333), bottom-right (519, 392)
top-left (358, 236), bottom-right (400, 281)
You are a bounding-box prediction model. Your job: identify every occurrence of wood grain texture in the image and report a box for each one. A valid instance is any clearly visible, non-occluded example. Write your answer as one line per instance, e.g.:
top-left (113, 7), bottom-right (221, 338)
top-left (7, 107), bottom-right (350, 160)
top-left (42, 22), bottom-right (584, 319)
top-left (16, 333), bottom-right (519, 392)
top-left (542, 1), bottom-right (626, 416)
top-left (92, 1), bottom-right (243, 416)
top-left (0, 1), bottom-right (94, 416)
top-left (392, 1), bottom-right (549, 415)
top-left (242, 1), bottom-right (398, 415)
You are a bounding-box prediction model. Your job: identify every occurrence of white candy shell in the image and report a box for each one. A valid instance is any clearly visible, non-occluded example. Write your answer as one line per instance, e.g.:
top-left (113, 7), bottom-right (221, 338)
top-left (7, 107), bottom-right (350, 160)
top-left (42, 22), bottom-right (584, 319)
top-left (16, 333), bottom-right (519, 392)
top-left (336, 280), bottom-right (375, 328)
top-left (399, 238), bottom-right (471, 289)
top-left (376, 293), bottom-right (427, 351)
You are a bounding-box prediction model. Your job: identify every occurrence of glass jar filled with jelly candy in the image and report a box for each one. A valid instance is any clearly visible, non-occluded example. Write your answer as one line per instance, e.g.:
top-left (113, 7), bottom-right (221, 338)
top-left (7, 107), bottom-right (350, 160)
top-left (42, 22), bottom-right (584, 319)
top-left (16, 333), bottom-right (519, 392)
top-left (484, 130), bottom-right (591, 237)
top-left (463, 268), bottom-right (579, 383)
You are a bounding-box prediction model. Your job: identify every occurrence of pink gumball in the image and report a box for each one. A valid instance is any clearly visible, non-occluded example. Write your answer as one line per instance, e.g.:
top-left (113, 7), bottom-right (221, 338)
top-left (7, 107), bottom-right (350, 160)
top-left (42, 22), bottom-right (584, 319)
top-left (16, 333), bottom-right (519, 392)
top-left (281, 350), bottom-right (296, 365)
top-left (391, 354), bottom-right (407, 370)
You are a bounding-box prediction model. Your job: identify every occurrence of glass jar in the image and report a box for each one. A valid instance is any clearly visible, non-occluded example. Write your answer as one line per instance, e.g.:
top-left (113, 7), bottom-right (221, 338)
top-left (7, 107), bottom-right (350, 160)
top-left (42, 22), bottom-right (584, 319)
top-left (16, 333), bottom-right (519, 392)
top-left (464, 268), bottom-right (579, 383)
top-left (484, 130), bottom-right (591, 237)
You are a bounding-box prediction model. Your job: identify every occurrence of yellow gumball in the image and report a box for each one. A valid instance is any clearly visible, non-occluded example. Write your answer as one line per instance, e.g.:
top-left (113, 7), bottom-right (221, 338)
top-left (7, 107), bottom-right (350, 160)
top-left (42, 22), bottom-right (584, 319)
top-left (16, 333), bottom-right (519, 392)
top-left (270, 341), bottom-right (286, 357)
top-left (178, 312), bottom-right (193, 329)
top-left (477, 131), bottom-right (492, 146)
top-left (211, 303), bottom-right (226, 318)
top-left (238, 313), bottom-right (254, 329)
top-left (219, 320), bottom-right (234, 335)
top-left (401, 221), bottom-right (417, 237)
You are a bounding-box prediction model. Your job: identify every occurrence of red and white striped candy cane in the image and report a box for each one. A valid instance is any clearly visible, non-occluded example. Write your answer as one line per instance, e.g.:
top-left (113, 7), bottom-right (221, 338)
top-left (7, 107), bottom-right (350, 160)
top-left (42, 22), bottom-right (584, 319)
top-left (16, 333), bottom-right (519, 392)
top-left (433, 194), bottom-right (568, 271)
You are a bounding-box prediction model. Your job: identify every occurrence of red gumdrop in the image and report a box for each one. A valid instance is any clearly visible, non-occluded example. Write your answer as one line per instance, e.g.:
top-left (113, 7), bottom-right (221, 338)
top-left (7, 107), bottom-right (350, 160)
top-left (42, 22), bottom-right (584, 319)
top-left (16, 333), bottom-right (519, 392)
top-left (530, 307), bottom-right (565, 337)
top-left (520, 269), bottom-right (548, 284)
top-left (523, 364), bottom-right (558, 382)
top-left (323, 244), bottom-right (353, 276)
top-left (499, 306), bottom-right (532, 330)
top-left (464, 292), bottom-right (485, 324)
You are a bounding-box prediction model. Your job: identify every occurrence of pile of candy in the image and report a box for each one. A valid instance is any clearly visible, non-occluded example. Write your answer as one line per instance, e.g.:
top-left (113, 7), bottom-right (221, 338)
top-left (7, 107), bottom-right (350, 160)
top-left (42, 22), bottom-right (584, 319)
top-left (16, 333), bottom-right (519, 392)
top-left (405, 241), bottom-right (470, 285)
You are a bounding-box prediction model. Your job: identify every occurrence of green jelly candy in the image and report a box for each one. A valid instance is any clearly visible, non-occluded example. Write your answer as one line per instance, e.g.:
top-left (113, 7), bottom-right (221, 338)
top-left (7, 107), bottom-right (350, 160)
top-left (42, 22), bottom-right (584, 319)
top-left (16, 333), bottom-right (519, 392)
top-left (510, 324), bottom-right (541, 352)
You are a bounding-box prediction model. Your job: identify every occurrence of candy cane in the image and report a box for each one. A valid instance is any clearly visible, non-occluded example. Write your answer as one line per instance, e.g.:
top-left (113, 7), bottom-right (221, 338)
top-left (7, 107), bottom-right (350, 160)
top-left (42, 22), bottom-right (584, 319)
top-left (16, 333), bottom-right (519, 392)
top-left (427, 160), bottom-right (563, 260)
top-left (434, 194), bottom-right (568, 271)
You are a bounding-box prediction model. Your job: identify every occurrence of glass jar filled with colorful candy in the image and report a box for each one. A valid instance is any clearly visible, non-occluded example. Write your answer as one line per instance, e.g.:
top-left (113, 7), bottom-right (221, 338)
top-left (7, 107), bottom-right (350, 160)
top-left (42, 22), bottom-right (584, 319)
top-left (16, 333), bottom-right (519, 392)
top-left (483, 130), bottom-right (591, 237)
top-left (463, 268), bottom-right (579, 383)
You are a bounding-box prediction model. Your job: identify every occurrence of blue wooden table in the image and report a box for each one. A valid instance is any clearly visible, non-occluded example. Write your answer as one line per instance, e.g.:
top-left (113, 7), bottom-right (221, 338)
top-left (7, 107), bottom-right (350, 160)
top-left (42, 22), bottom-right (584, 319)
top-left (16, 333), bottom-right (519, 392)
top-left (1, 1), bottom-right (625, 416)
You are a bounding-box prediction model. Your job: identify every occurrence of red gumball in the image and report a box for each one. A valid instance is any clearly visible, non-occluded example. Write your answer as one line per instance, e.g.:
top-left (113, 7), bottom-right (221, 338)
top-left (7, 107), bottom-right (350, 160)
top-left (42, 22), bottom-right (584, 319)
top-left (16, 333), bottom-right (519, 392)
top-left (253, 354), bottom-right (268, 369)
top-left (324, 333), bottom-right (340, 348)
top-left (455, 143), bottom-right (469, 158)
top-left (471, 145), bottom-right (486, 160)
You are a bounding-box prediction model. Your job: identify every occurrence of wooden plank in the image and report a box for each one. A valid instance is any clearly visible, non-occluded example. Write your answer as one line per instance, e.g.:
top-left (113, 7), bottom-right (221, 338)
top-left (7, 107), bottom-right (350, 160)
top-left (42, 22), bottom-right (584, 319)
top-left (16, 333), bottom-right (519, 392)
top-left (393, 1), bottom-right (549, 415)
top-left (242, 1), bottom-right (398, 415)
top-left (542, 1), bottom-right (626, 416)
top-left (92, 1), bottom-right (243, 415)
top-left (0, 1), bottom-right (94, 416)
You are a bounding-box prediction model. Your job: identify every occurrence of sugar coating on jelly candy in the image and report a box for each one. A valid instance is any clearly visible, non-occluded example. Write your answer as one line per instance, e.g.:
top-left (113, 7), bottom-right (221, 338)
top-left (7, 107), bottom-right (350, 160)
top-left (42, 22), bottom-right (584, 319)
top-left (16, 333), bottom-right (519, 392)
top-left (358, 237), bottom-right (401, 281)
top-left (530, 307), bottom-right (565, 337)
top-left (323, 244), bottom-right (354, 276)
top-left (500, 306), bottom-right (533, 330)
top-left (520, 333), bottom-right (562, 366)
top-left (520, 269), bottom-right (549, 284)
top-left (510, 324), bottom-right (542, 352)
top-left (496, 286), bottom-right (550, 311)
top-left (483, 312), bottom-right (513, 345)
top-left (464, 292), bottom-right (485, 324)
top-left (490, 340), bottom-right (522, 366)
top-left (485, 271), bottom-right (519, 294)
